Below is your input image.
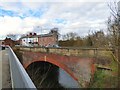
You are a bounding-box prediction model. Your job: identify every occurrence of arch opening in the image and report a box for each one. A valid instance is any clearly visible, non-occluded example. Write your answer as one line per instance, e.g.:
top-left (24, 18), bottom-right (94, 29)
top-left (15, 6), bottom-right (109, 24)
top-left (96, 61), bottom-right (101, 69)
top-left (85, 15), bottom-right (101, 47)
top-left (26, 61), bottom-right (80, 88)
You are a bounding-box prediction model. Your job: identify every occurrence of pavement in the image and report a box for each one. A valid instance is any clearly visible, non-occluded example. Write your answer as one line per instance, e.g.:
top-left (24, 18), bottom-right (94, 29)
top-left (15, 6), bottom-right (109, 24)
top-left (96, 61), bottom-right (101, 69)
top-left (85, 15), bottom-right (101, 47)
top-left (0, 47), bottom-right (2, 90)
top-left (0, 47), bottom-right (11, 89)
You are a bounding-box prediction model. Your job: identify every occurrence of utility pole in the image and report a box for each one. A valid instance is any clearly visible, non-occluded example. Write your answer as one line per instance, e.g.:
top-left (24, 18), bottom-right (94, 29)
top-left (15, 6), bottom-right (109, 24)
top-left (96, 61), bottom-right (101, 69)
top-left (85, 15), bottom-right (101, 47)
top-left (36, 26), bottom-right (42, 47)
top-left (40, 26), bottom-right (42, 47)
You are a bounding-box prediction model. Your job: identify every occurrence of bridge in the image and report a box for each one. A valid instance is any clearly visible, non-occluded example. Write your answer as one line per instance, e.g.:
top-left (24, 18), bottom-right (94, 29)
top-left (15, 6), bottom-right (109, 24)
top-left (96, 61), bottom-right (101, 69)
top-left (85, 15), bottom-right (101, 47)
top-left (1, 46), bottom-right (106, 88)
top-left (13, 46), bottom-right (97, 88)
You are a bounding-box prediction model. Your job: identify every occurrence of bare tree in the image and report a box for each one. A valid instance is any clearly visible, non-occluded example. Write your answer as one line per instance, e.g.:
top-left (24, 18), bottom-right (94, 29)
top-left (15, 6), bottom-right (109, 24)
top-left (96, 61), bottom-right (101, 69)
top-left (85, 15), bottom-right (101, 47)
top-left (107, 1), bottom-right (120, 56)
top-left (6, 33), bottom-right (21, 41)
top-left (62, 32), bottom-right (79, 40)
top-left (108, 1), bottom-right (120, 88)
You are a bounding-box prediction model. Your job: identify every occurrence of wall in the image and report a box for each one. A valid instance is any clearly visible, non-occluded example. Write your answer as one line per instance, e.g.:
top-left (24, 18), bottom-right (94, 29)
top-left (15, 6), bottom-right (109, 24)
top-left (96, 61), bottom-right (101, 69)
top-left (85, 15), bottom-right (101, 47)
top-left (4, 38), bottom-right (15, 47)
top-left (38, 35), bottom-right (57, 46)
top-left (14, 47), bottom-right (96, 87)
top-left (0, 40), bottom-right (4, 45)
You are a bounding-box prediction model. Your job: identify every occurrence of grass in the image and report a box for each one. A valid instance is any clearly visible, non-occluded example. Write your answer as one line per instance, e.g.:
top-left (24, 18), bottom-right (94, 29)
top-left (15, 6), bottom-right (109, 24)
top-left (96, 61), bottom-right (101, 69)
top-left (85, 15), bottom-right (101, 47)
top-left (89, 50), bottom-right (119, 88)
top-left (90, 69), bottom-right (118, 88)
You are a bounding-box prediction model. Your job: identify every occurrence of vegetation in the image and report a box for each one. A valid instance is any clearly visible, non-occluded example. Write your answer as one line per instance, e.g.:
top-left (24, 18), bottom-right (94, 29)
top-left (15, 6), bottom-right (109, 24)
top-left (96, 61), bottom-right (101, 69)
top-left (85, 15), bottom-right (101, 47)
top-left (90, 51), bottom-right (118, 88)
top-left (59, 30), bottom-right (108, 48)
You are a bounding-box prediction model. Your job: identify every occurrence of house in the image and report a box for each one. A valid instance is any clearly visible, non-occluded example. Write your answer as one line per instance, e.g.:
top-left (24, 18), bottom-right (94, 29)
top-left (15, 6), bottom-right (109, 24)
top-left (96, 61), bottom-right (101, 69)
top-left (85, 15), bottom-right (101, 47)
top-left (4, 37), bottom-right (15, 47)
top-left (19, 28), bottom-right (59, 47)
top-left (0, 40), bottom-right (4, 46)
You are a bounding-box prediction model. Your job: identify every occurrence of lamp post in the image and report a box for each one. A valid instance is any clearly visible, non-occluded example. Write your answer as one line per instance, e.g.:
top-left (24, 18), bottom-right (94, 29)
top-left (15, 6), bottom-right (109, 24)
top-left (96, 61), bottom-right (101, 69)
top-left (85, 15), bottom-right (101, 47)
top-left (36, 26), bottom-right (43, 47)
top-left (41, 27), bottom-right (43, 47)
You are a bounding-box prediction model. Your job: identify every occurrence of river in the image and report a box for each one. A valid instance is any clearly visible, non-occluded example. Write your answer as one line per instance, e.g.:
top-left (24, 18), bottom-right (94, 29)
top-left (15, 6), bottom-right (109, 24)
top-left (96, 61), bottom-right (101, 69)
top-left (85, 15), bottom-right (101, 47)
top-left (59, 68), bottom-right (80, 88)
top-left (26, 61), bottom-right (80, 88)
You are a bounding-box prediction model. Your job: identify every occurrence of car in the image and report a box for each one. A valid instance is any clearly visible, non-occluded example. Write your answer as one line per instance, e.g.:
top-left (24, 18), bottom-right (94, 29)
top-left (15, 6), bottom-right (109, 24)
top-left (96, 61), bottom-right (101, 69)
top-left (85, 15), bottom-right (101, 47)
top-left (53, 44), bottom-right (60, 48)
top-left (46, 44), bottom-right (60, 48)
top-left (1, 45), bottom-right (6, 50)
top-left (46, 44), bottom-right (53, 48)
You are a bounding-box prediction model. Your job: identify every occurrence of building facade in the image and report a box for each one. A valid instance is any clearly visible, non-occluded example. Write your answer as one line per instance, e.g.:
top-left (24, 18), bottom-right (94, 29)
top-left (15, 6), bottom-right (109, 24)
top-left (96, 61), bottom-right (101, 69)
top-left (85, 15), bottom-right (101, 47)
top-left (20, 28), bottom-right (59, 47)
top-left (4, 38), bottom-right (15, 47)
top-left (0, 40), bottom-right (4, 46)
top-left (0, 38), bottom-right (20, 47)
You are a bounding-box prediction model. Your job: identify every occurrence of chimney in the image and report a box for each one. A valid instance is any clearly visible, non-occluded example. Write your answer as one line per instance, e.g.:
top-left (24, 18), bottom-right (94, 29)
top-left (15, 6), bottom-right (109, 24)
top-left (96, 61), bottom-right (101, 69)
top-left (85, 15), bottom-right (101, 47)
top-left (29, 32), bottom-right (32, 36)
top-left (33, 33), bottom-right (37, 36)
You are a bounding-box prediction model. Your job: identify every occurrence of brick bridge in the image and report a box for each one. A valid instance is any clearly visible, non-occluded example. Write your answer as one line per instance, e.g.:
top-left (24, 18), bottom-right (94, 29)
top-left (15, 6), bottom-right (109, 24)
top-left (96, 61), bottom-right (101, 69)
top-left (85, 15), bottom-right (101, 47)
top-left (14, 47), bottom-right (97, 87)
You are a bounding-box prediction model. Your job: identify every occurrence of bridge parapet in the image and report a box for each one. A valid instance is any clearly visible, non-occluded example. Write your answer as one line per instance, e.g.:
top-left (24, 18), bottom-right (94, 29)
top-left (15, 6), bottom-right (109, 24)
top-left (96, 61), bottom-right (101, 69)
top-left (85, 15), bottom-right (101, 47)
top-left (15, 46), bottom-right (114, 58)
top-left (8, 46), bottom-right (36, 89)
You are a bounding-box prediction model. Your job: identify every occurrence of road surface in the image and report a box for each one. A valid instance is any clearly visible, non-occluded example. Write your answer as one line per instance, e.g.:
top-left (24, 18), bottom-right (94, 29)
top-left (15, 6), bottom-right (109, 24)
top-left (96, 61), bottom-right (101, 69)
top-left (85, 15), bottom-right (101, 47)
top-left (0, 47), bottom-right (2, 90)
top-left (0, 47), bottom-right (11, 89)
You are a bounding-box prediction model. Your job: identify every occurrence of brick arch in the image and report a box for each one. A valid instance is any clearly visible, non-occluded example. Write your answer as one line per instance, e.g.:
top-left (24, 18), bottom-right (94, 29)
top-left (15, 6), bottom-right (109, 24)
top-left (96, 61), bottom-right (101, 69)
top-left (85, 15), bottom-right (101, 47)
top-left (24, 59), bottom-right (78, 82)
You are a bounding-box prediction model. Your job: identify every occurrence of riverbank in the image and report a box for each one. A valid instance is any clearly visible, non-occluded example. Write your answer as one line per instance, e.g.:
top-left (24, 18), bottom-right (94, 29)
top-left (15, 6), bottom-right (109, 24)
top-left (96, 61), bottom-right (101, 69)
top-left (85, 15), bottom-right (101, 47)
top-left (90, 51), bottom-right (118, 88)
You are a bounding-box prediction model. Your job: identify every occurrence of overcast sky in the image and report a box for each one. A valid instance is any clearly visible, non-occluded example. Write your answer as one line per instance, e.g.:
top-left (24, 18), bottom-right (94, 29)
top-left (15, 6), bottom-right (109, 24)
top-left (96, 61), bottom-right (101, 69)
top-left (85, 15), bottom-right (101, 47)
top-left (0, 0), bottom-right (119, 39)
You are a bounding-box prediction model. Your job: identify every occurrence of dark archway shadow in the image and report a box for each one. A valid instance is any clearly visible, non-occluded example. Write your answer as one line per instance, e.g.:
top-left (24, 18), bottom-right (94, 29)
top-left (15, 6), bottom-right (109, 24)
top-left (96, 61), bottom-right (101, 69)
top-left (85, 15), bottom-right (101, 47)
top-left (26, 61), bottom-right (64, 88)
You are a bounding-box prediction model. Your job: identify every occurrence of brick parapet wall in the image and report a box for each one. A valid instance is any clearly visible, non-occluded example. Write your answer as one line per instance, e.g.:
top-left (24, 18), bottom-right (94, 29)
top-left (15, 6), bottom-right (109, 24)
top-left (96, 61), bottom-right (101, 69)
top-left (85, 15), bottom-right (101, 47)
top-left (17, 47), bottom-right (114, 58)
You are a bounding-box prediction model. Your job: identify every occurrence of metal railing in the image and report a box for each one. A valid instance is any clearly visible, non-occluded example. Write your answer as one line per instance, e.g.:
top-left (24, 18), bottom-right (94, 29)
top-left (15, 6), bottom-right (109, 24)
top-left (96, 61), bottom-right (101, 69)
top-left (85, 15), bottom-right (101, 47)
top-left (7, 46), bottom-right (36, 89)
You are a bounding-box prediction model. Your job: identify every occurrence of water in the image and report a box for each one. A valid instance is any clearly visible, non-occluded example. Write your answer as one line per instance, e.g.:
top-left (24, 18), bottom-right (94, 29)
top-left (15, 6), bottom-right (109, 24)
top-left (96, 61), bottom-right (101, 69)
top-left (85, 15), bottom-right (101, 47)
top-left (59, 68), bottom-right (80, 88)
top-left (26, 61), bottom-right (80, 88)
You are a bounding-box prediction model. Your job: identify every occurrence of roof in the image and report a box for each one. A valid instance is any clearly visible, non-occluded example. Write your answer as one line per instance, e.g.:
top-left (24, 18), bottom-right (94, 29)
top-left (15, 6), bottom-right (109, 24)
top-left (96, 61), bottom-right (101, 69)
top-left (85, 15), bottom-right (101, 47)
top-left (19, 33), bottom-right (55, 39)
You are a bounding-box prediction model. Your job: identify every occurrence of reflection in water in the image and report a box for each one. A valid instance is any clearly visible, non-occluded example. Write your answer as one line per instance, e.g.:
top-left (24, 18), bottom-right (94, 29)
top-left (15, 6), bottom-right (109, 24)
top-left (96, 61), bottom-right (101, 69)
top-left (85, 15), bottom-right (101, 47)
top-left (59, 68), bottom-right (80, 88)
top-left (26, 61), bottom-right (80, 88)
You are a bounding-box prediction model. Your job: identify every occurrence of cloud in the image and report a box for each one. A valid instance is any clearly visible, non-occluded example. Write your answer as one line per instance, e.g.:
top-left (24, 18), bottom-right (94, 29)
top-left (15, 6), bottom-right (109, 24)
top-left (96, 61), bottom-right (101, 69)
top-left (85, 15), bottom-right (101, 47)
top-left (0, 16), bottom-right (49, 35)
top-left (39, 2), bottom-right (109, 35)
top-left (0, 0), bottom-right (112, 39)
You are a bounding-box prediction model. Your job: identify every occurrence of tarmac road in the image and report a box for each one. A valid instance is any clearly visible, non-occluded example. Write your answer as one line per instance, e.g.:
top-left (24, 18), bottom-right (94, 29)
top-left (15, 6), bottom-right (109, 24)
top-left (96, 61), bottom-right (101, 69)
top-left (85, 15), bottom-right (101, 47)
top-left (0, 47), bottom-right (11, 89)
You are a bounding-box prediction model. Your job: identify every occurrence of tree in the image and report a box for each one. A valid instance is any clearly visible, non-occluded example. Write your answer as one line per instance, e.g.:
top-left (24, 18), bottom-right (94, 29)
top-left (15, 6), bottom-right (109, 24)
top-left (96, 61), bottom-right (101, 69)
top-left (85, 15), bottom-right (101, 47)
top-left (6, 34), bottom-right (18, 41)
top-left (62, 32), bottom-right (78, 40)
top-left (86, 36), bottom-right (93, 47)
top-left (108, 1), bottom-right (120, 88)
top-left (6, 33), bottom-right (22, 41)
top-left (85, 30), bottom-right (106, 47)
top-left (107, 1), bottom-right (120, 58)
top-left (59, 32), bottom-right (84, 47)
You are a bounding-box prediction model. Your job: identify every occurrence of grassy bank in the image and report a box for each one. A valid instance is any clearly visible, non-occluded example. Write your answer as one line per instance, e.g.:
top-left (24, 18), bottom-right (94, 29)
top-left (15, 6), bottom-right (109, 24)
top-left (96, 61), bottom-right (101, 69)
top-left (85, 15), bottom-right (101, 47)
top-left (90, 51), bottom-right (118, 88)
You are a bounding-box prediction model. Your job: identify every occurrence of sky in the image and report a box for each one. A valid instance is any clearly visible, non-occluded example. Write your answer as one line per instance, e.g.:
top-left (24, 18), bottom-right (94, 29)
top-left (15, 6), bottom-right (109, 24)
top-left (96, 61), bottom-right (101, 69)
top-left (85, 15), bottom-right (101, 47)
top-left (0, 0), bottom-right (119, 39)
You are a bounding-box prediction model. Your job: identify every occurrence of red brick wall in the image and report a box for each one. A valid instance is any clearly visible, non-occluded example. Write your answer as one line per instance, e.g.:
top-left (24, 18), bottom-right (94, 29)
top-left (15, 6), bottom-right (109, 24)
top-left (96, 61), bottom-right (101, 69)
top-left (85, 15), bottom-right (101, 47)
top-left (4, 38), bottom-right (15, 47)
top-left (38, 36), bottom-right (57, 46)
top-left (21, 50), bottom-right (95, 87)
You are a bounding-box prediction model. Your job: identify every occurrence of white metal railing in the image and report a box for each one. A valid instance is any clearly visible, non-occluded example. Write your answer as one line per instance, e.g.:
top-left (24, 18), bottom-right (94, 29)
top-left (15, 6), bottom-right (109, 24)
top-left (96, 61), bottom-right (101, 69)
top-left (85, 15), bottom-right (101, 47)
top-left (7, 46), bottom-right (36, 89)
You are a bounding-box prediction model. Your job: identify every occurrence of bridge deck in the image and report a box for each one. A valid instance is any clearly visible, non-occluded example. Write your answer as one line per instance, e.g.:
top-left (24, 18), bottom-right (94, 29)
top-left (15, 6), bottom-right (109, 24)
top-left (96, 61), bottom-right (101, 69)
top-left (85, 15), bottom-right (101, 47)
top-left (0, 48), bottom-right (11, 89)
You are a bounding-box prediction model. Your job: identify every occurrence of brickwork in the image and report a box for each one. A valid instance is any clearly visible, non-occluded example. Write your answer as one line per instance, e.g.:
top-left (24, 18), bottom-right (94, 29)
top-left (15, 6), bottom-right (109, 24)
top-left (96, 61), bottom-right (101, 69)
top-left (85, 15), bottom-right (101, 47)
top-left (38, 35), bottom-right (57, 46)
top-left (0, 40), bottom-right (4, 45)
top-left (4, 38), bottom-right (15, 47)
top-left (16, 47), bottom-right (96, 87)
top-left (19, 28), bottom-right (58, 47)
